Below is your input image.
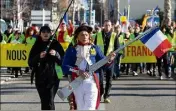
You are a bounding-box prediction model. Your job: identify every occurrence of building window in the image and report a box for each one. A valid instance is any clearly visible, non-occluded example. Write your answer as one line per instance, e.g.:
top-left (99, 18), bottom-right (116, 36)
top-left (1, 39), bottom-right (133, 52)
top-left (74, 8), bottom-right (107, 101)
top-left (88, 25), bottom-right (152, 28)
top-left (3, 0), bottom-right (11, 8)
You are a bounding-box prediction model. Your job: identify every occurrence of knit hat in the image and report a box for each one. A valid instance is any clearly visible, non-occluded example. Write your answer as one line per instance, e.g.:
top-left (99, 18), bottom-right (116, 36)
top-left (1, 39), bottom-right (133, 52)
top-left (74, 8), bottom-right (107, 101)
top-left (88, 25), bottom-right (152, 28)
top-left (39, 25), bottom-right (51, 34)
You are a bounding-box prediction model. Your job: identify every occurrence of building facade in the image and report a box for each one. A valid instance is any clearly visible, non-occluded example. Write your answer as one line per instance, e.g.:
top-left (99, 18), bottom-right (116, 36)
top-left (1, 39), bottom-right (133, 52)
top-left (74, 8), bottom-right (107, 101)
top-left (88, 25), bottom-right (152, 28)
top-left (107, 0), bottom-right (175, 21)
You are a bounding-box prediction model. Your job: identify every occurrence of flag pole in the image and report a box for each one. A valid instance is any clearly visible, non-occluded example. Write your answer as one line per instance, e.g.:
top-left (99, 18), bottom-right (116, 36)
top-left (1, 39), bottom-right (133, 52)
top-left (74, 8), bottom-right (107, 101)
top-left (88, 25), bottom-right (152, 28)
top-left (127, 0), bottom-right (130, 26)
top-left (89, 26), bottom-right (158, 72)
top-left (44, 0), bottom-right (74, 52)
top-left (57, 26), bottom-right (158, 100)
top-left (127, 5), bottom-right (130, 21)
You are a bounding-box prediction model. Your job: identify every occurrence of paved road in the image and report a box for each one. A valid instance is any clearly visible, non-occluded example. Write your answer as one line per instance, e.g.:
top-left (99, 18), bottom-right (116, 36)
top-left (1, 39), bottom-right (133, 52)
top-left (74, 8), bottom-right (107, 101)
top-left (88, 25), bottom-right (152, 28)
top-left (1, 72), bottom-right (176, 111)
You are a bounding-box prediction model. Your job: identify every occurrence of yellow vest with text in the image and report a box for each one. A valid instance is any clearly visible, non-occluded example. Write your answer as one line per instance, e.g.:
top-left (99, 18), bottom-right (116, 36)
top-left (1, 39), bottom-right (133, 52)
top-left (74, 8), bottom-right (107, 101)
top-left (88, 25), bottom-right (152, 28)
top-left (96, 32), bottom-right (116, 56)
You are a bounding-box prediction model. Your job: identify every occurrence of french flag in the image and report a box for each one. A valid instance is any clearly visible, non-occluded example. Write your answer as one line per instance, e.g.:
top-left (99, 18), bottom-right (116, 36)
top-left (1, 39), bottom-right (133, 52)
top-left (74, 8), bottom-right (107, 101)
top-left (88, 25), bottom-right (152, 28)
top-left (140, 27), bottom-right (172, 58)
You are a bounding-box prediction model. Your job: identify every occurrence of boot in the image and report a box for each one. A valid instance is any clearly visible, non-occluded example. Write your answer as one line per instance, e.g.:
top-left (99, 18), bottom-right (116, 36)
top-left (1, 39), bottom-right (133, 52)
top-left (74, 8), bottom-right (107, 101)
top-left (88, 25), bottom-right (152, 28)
top-left (15, 71), bottom-right (18, 78)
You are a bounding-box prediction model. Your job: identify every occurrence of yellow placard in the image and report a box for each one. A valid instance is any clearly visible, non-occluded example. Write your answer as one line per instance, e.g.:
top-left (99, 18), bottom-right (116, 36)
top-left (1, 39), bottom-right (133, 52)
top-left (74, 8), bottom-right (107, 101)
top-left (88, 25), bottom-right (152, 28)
top-left (0, 41), bottom-right (157, 67)
top-left (121, 40), bottom-right (157, 63)
top-left (120, 16), bottom-right (127, 22)
top-left (0, 44), bottom-right (32, 67)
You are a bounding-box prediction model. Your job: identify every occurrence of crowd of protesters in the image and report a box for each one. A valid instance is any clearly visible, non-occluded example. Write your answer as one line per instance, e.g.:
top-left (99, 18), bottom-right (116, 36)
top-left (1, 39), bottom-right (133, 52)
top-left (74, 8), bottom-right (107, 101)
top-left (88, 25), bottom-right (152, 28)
top-left (0, 19), bottom-right (176, 110)
top-left (0, 20), bottom-right (175, 82)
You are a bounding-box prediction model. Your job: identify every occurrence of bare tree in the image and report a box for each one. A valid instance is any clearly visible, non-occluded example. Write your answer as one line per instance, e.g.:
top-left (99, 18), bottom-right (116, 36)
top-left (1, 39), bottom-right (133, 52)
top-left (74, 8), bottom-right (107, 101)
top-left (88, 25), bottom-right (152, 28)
top-left (162, 0), bottom-right (172, 26)
top-left (103, 0), bottom-right (109, 20)
top-left (1, 0), bottom-right (31, 25)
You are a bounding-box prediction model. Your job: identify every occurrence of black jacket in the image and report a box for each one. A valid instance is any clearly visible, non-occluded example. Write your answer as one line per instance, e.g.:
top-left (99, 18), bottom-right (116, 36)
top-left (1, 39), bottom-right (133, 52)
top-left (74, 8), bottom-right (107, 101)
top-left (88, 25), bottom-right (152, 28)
top-left (28, 37), bottom-right (64, 86)
top-left (0, 32), bottom-right (2, 42)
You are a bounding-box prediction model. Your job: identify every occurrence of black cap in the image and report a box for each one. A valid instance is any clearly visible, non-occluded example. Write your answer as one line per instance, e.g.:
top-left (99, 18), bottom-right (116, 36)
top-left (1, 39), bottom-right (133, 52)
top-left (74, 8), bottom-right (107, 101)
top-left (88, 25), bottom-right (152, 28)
top-left (39, 25), bottom-right (51, 34)
top-left (74, 25), bottom-right (93, 37)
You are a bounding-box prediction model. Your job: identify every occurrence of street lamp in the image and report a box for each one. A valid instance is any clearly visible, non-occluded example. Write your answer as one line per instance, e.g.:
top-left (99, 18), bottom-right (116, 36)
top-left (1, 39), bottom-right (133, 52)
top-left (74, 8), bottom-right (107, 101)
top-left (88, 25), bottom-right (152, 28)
top-left (89, 0), bottom-right (93, 25)
top-left (80, 4), bottom-right (85, 23)
top-left (100, 0), bottom-right (105, 26)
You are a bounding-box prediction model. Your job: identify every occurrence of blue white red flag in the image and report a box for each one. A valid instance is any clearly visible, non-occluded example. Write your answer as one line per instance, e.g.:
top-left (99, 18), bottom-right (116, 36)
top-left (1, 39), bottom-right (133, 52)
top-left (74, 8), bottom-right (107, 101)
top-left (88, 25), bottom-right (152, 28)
top-left (140, 27), bottom-right (172, 58)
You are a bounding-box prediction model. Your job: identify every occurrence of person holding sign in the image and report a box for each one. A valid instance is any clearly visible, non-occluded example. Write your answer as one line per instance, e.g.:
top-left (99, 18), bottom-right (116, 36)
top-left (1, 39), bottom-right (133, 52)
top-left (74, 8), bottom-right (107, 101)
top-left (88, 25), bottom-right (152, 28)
top-left (62, 25), bottom-right (116, 110)
top-left (28, 26), bottom-right (64, 110)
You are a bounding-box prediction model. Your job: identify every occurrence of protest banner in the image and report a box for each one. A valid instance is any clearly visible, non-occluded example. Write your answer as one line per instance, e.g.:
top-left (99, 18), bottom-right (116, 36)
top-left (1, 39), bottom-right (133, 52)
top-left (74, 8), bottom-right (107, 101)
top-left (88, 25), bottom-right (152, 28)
top-left (0, 44), bottom-right (32, 67)
top-left (121, 40), bottom-right (157, 63)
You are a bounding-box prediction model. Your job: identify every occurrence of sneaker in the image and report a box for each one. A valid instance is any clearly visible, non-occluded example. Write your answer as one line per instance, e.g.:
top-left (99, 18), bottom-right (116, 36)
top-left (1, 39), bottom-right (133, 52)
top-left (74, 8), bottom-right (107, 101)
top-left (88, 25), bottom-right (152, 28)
top-left (152, 74), bottom-right (156, 77)
top-left (15, 74), bottom-right (18, 78)
top-left (160, 76), bottom-right (164, 80)
top-left (147, 70), bottom-right (152, 76)
top-left (167, 77), bottom-right (173, 80)
top-left (104, 98), bottom-right (111, 103)
top-left (24, 70), bottom-right (29, 73)
top-left (112, 75), bottom-right (116, 80)
top-left (113, 76), bottom-right (119, 80)
top-left (133, 71), bottom-right (138, 76)
top-left (7, 69), bottom-right (11, 73)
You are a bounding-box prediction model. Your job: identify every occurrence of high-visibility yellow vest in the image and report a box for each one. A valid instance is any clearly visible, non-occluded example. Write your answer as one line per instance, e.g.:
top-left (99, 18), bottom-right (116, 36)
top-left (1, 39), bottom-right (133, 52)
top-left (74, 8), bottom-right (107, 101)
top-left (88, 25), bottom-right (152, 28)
top-left (172, 31), bottom-right (176, 50)
top-left (8, 33), bottom-right (24, 43)
top-left (55, 63), bottom-right (63, 79)
top-left (96, 32), bottom-right (116, 56)
top-left (1, 34), bottom-right (7, 44)
top-left (2, 33), bottom-right (8, 42)
top-left (124, 38), bottom-right (130, 48)
top-left (91, 33), bottom-right (96, 42)
top-left (118, 34), bottom-right (124, 54)
top-left (26, 37), bottom-right (36, 44)
top-left (56, 30), bottom-right (73, 42)
top-left (0, 34), bottom-right (7, 44)
top-left (7, 33), bottom-right (14, 42)
top-left (166, 33), bottom-right (174, 51)
top-left (130, 34), bottom-right (135, 40)
top-left (56, 31), bottom-right (73, 51)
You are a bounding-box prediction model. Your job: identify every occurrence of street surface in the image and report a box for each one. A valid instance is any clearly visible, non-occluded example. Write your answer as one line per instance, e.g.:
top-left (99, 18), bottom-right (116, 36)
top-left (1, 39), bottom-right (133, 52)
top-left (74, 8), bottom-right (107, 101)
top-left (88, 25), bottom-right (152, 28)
top-left (1, 72), bottom-right (176, 111)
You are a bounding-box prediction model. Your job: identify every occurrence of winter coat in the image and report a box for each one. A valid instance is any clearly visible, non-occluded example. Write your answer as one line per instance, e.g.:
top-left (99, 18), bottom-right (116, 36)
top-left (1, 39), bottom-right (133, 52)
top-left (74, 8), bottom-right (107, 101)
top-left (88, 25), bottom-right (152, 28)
top-left (28, 37), bottom-right (64, 87)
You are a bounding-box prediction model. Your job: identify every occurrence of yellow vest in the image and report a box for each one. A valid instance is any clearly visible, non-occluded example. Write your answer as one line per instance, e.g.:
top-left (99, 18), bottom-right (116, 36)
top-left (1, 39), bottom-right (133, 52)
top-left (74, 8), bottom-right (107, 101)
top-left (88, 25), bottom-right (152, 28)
top-left (96, 32), bottom-right (116, 56)
top-left (56, 31), bottom-right (73, 51)
top-left (118, 34), bottom-right (124, 54)
top-left (166, 33), bottom-right (175, 51)
top-left (26, 37), bottom-right (36, 44)
top-left (172, 31), bottom-right (176, 50)
top-left (2, 33), bottom-right (8, 42)
top-left (55, 63), bottom-right (63, 79)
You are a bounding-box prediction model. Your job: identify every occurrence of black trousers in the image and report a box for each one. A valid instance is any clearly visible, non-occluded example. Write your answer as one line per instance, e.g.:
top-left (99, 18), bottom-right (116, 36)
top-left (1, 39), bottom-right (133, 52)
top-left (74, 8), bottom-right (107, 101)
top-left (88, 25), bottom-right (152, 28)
top-left (99, 66), bottom-right (113, 99)
top-left (36, 81), bottom-right (59, 110)
top-left (157, 53), bottom-right (169, 77)
top-left (104, 68), bottom-right (113, 99)
top-left (12, 67), bottom-right (22, 77)
top-left (146, 63), bottom-right (156, 71)
top-left (99, 69), bottom-right (104, 97)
